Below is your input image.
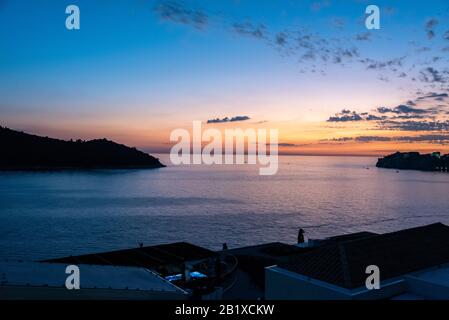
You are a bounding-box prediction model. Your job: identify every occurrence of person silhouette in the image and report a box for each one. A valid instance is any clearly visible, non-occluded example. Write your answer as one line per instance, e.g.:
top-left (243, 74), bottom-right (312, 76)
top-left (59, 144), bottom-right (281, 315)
top-left (297, 228), bottom-right (305, 244)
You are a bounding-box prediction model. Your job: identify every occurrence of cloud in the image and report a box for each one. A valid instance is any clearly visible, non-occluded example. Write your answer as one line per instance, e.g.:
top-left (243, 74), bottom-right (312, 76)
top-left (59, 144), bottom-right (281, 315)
top-left (355, 136), bottom-right (392, 142)
top-left (425, 18), bottom-right (438, 39)
top-left (380, 120), bottom-right (449, 131)
top-left (416, 92), bottom-right (448, 102)
top-left (376, 105), bottom-right (430, 114)
top-left (151, 1), bottom-right (449, 89)
top-left (360, 57), bottom-right (406, 71)
top-left (366, 114), bottom-right (387, 121)
top-left (207, 116), bottom-right (250, 124)
top-left (419, 67), bottom-right (447, 83)
top-left (327, 110), bottom-right (363, 122)
top-left (355, 32), bottom-right (372, 41)
top-left (328, 134), bottom-right (449, 144)
top-left (326, 106), bottom-right (435, 123)
top-left (276, 143), bottom-right (300, 147)
top-left (153, 1), bottom-right (208, 30)
top-left (232, 22), bottom-right (267, 39)
top-left (275, 32), bottom-right (287, 46)
top-left (396, 134), bottom-right (449, 144)
top-left (311, 0), bottom-right (331, 12)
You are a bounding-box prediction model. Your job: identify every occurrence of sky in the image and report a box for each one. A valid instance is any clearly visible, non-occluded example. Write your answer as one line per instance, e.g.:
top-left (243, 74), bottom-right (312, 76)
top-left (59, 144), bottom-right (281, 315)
top-left (1, 0), bottom-right (449, 156)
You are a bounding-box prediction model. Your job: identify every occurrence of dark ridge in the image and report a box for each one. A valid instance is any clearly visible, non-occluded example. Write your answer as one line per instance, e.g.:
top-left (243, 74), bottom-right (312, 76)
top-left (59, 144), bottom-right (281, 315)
top-left (0, 126), bottom-right (165, 170)
top-left (376, 151), bottom-right (449, 172)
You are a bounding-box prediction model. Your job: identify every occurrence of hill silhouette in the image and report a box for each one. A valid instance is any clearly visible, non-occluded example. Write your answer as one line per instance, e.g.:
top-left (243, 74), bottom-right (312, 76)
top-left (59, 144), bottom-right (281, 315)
top-left (376, 151), bottom-right (449, 172)
top-left (0, 126), bottom-right (165, 170)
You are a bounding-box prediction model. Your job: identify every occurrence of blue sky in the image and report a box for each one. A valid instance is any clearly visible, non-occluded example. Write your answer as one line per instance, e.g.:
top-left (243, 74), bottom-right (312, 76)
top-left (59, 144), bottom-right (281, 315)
top-left (1, 0), bottom-right (449, 154)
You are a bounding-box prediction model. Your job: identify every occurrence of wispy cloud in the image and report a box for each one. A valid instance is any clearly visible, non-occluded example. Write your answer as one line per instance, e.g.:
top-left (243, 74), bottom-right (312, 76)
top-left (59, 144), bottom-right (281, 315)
top-left (327, 110), bottom-right (363, 122)
top-left (380, 120), bottom-right (449, 131)
top-left (419, 67), bottom-right (448, 84)
top-left (232, 22), bottom-right (267, 39)
top-left (310, 0), bottom-right (331, 12)
top-left (425, 18), bottom-right (439, 39)
top-left (326, 134), bottom-right (449, 144)
top-left (152, 1), bottom-right (449, 92)
top-left (153, 1), bottom-right (208, 30)
top-left (207, 116), bottom-right (250, 124)
top-left (376, 105), bottom-right (431, 115)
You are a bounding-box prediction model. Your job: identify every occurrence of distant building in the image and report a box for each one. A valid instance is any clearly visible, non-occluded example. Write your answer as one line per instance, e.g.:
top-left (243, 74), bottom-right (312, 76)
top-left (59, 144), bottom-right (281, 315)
top-left (432, 152), bottom-right (441, 159)
top-left (266, 223), bottom-right (449, 300)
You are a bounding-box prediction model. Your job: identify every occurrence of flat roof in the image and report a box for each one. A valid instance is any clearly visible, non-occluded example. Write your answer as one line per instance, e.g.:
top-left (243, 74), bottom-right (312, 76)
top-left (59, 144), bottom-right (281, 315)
top-left (278, 223), bottom-right (449, 289)
top-left (44, 242), bottom-right (217, 271)
top-left (0, 260), bottom-right (187, 293)
top-left (410, 265), bottom-right (449, 287)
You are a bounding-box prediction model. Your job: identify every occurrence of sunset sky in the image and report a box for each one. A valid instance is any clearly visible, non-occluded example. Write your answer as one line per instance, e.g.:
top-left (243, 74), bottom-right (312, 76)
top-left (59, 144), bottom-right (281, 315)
top-left (1, 0), bottom-right (449, 156)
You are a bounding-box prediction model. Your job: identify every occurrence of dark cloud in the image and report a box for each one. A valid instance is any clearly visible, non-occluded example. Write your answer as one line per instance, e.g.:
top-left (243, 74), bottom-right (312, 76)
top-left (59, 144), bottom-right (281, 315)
top-left (276, 143), bottom-right (300, 147)
top-left (416, 92), bottom-right (448, 101)
top-left (327, 110), bottom-right (363, 122)
top-left (153, 1), bottom-right (208, 30)
top-left (390, 115), bottom-right (427, 120)
top-left (364, 57), bottom-right (405, 70)
top-left (396, 134), bottom-right (449, 144)
top-left (275, 32), bottom-right (287, 46)
top-left (207, 116), bottom-right (250, 124)
top-left (366, 114), bottom-right (387, 121)
top-left (425, 18), bottom-right (438, 39)
top-left (355, 136), bottom-right (392, 142)
top-left (419, 67), bottom-right (447, 83)
top-left (328, 134), bottom-right (449, 144)
top-left (376, 105), bottom-right (430, 115)
top-left (232, 22), bottom-right (267, 39)
top-left (355, 32), bottom-right (371, 41)
top-left (380, 120), bottom-right (449, 131)
top-left (395, 105), bottom-right (429, 114)
top-left (327, 114), bottom-right (363, 122)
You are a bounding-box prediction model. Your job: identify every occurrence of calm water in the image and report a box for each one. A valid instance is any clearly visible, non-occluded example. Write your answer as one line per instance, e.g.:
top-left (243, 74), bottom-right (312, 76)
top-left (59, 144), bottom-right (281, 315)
top-left (1, 155), bottom-right (449, 260)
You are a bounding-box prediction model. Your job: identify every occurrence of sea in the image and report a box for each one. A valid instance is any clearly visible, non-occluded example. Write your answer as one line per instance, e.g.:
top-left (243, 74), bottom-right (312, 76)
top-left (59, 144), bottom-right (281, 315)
top-left (1, 154), bottom-right (449, 260)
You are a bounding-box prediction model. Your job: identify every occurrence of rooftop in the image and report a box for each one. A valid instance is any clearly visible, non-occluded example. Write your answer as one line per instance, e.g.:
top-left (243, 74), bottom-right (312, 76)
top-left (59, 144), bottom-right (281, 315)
top-left (45, 242), bottom-right (217, 271)
top-left (278, 223), bottom-right (449, 289)
top-left (0, 260), bottom-right (186, 293)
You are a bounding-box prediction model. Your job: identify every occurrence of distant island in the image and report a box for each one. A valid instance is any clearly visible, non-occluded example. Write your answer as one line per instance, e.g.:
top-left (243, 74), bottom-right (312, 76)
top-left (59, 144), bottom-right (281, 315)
top-left (0, 126), bottom-right (165, 170)
top-left (376, 151), bottom-right (449, 172)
